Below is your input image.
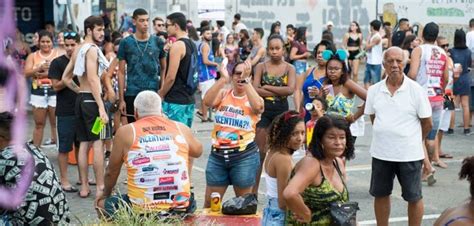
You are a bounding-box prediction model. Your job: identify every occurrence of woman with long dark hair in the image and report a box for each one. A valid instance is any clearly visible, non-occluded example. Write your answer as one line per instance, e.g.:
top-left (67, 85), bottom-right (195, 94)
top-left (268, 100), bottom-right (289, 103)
top-left (290, 27), bottom-right (311, 111)
top-left (224, 33), bottom-right (239, 75)
top-left (434, 156), bottom-right (474, 225)
top-left (283, 115), bottom-right (355, 224)
top-left (270, 21), bottom-right (281, 36)
top-left (449, 29), bottom-right (472, 135)
top-left (24, 30), bottom-right (60, 147)
top-left (238, 29), bottom-right (252, 61)
top-left (401, 34), bottom-right (419, 75)
top-left (202, 61), bottom-right (264, 208)
top-left (343, 21), bottom-right (363, 82)
top-left (322, 49), bottom-right (366, 123)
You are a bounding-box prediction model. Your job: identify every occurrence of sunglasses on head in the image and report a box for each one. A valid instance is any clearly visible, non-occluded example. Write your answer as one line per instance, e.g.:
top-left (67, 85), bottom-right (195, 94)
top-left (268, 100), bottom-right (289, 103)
top-left (322, 49), bottom-right (348, 62)
top-left (64, 32), bottom-right (78, 38)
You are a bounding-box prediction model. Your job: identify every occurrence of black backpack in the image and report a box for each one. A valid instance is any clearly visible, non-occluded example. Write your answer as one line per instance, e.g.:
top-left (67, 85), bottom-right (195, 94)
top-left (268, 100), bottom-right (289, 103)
top-left (182, 39), bottom-right (199, 95)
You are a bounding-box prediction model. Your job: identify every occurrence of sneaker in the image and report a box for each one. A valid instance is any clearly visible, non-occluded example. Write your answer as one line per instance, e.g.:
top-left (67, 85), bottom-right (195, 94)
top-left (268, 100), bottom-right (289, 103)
top-left (464, 129), bottom-right (473, 136)
top-left (446, 128), bottom-right (454, 135)
top-left (42, 138), bottom-right (56, 146)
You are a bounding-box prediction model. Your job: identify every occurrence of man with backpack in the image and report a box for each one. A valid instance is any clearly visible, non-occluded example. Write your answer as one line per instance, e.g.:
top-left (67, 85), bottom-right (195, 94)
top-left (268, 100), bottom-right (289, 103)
top-left (159, 12), bottom-right (198, 128)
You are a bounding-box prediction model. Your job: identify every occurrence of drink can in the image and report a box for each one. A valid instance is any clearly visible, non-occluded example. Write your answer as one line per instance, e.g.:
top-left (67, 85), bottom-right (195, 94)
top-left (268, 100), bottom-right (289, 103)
top-left (305, 103), bottom-right (315, 111)
top-left (210, 192), bottom-right (221, 212)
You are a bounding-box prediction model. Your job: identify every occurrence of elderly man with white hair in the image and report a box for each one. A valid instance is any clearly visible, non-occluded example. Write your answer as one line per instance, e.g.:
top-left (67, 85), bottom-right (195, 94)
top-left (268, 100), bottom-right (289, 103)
top-left (365, 47), bottom-right (433, 226)
top-left (95, 90), bottom-right (203, 218)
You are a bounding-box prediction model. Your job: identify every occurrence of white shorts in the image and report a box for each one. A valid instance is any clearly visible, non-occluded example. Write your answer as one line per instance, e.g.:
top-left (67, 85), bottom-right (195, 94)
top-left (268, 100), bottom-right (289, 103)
top-left (199, 79), bottom-right (216, 99)
top-left (439, 110), bottom-right (451, 132)
top-left (30, 94), bottom-right (56, 108)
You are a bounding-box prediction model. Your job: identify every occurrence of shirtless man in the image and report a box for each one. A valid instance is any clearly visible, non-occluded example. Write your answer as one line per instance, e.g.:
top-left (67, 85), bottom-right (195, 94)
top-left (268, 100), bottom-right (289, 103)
top-left (62, 16), bottom-right (110, 198)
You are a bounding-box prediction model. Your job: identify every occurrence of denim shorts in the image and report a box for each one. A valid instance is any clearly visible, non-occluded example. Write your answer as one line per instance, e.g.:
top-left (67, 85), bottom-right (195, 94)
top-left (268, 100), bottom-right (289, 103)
top-left (261, 196), bottom-right (286, 226)
top-left (427, 101), bottom-right (443, 140)
top-left (293, 60), bottom-right (307, 75)
top-left (364, 64), bottom-right (382, 84)
top-left (205, 142), bottom-right (260, 188)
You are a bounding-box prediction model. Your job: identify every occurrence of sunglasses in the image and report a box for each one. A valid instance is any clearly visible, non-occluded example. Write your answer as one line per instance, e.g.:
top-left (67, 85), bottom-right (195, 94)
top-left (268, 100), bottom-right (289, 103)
top-left (439, 44), bottom-right (449, 48)
top-left (322, 49), bottom-right (348, 62)
top-left (283, 111), bottom-right (304, 122)
top-left (64, 32), bottom-right (78, 38)
top-left (165, 23), bottom-right (174, 28)
top-left (170, 192), bottom-right (190, 209)
top-left (156, 24), bottom-right (165, 27)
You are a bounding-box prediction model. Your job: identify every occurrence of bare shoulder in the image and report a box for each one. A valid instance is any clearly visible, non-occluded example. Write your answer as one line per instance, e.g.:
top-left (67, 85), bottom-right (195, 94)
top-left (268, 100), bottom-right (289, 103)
top-left (286, 62), bottom-right (296, 72)
top-left (295, 156), bottom-right (319, 173)
top-left (335, 157), bottom-right (346, 172)
top-left (115, 124), bottom-right (134, 144)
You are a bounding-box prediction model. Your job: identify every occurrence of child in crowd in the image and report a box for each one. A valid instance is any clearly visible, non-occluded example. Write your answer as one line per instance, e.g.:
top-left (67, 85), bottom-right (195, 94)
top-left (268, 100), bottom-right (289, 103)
top-left (305, 96), bottom-right (328, 147)
top-left (262, 110), bottom-right (305, 225)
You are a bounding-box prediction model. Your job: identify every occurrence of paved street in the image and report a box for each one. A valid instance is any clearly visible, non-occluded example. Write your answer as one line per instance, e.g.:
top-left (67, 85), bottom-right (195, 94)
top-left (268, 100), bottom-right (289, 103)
top-left (30, 108), bottom-right (473, 225)
top-left (23, 64), bottom-right (474, 225)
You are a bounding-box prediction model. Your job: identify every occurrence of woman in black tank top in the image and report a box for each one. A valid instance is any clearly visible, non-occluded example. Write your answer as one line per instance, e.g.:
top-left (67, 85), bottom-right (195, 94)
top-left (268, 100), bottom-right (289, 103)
top-left (343, 21), bottom-right (363, 83)
top-left (252, 35), bottom-right (296, 194)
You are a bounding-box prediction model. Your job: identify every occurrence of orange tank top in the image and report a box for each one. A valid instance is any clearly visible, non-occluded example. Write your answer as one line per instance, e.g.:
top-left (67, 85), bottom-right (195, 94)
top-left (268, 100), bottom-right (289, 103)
top-left (32, 49), bottom-right (59, 87)
top-left (125, 116), bottom-right (190, 210)
top-left (212, 89), bottom-right (260, 150)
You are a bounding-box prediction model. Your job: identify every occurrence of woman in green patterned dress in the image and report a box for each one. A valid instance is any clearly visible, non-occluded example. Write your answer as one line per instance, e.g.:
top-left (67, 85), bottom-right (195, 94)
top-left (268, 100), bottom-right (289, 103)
top-left (283, 115), bottom-right (355, 225)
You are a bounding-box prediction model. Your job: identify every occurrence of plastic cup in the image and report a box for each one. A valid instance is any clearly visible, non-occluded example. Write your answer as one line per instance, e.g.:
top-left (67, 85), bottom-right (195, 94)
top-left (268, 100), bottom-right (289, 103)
top-left (91, 117), bottom-right (104, 135)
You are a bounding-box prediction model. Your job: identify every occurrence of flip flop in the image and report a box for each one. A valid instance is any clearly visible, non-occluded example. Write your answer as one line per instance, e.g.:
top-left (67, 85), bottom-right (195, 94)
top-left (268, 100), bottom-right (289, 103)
top-left (439, 153), bottom-right (453, 159)
top-left (76, 180), bottom-right (97, 186)
top-left (62, 186), bottom-right (79, 193)
top-left (432, 161), bottom-right (448, 169)
top-left (78, 190), bottom-right (90, 198)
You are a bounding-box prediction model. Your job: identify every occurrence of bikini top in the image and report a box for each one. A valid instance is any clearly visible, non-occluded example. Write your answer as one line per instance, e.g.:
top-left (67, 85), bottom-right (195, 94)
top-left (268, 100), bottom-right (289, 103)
top-left (347, 35), bottom-right (360, 47)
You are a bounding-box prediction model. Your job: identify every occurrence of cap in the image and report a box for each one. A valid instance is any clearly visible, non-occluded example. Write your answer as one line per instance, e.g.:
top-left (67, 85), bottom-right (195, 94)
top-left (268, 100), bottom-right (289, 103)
top-left (327, 21), bottom-right (334, 27)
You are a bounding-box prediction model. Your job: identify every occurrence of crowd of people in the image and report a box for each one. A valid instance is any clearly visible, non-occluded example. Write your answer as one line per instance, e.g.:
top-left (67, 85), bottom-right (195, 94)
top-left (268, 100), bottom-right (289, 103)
top-left (1, 6), bottom-right (474, 225)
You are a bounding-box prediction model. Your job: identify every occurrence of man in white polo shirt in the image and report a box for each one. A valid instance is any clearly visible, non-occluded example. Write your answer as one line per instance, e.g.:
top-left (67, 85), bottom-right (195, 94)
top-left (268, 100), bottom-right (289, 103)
top-left (365, 47), bottom-right (433, 226)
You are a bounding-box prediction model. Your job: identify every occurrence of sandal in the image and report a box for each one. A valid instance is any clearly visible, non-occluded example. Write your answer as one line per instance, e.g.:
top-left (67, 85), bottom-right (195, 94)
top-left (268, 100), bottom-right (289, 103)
top-left (195, 111), bottom-right (205, 120)
top-left (76, 180), bottom-right (97, 186)
top-left (432, 161), bottom-right (448, 169)
top-left (439, 153), bottom-right (453, 159)
top-left (62, 186), bottom-right (78, 193)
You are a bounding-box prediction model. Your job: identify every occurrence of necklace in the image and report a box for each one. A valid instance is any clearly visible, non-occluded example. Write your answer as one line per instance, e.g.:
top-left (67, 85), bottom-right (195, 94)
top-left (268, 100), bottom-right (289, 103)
top-left (134, 34), bottom-right (150, 57)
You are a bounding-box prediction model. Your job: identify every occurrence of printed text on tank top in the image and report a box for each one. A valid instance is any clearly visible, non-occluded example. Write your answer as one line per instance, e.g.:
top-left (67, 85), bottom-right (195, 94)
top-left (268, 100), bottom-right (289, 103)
top-left (212, 89), bottom-right (260, 150)
top-left (125, 116), bottom-right (191, 210)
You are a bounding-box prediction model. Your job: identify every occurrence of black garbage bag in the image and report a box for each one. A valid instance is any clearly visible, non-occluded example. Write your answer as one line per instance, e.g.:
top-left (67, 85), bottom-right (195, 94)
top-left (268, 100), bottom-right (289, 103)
top-left (222, 193), bottom-right (258, 215)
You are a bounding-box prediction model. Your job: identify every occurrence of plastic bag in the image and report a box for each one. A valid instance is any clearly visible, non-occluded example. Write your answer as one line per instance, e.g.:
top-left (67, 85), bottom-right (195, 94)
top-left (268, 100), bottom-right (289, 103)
top-left (222, 193), bottom-right (258, 215)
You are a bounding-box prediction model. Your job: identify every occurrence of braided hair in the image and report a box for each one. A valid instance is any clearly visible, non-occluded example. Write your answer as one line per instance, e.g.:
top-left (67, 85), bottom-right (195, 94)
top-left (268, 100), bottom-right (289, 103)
top-left (267, 110), bottom-right (304, 154)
